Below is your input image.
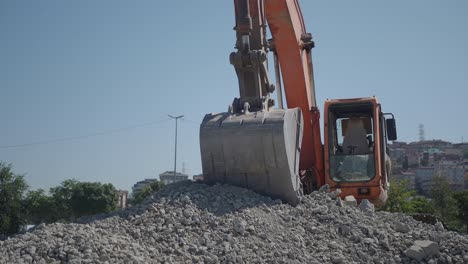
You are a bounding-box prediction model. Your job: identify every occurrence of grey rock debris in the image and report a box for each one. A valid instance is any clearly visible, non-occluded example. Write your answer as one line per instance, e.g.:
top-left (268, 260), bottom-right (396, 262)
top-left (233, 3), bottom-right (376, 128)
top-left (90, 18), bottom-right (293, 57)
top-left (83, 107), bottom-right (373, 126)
top-left (359, 199), bottom-right (375, 214)
top-left (0, 181), bottom-right (467, 264)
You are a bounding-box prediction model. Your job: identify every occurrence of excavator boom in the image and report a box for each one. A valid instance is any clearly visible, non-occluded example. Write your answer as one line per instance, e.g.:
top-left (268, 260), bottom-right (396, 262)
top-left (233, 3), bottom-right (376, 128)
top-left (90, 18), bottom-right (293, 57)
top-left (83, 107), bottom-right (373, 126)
top-left (200, 0), bottom-right (320, 204)
top-left (265, 0), bottom-right (324, 189)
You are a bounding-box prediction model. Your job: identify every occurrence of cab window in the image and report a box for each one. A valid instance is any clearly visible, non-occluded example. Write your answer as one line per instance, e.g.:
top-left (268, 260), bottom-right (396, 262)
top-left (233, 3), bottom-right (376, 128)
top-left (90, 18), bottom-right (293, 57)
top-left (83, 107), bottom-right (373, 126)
top-left (328, 105), bottom-right (376, 182)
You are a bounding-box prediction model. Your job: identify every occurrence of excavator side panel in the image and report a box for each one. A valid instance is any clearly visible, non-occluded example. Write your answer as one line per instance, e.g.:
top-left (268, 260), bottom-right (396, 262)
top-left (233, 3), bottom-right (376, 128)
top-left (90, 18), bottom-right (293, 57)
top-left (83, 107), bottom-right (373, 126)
top-left (200, 108), bottom-right (304, 205)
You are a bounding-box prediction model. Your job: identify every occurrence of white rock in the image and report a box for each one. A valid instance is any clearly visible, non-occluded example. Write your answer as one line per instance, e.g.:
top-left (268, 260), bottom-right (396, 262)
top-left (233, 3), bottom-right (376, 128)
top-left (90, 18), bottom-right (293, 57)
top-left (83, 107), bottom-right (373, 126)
top-left (344, 195), bottom-right (357, 207)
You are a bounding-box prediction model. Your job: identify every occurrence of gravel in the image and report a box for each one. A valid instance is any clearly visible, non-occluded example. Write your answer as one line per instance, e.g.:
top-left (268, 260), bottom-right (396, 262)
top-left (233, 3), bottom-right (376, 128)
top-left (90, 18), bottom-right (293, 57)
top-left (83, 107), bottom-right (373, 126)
top-left (1, 181), bottom-right (467, 264)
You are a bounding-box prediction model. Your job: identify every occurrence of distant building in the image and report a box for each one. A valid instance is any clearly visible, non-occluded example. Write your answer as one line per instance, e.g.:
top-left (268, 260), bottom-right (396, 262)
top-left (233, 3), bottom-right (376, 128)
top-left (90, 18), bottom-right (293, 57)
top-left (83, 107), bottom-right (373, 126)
top-left (415, 167), bottom-right (435, 196)
top-left (390, 141), bottom-right (408, 149)
top-left (389, 139), bottom-right (467, 192)
top-left (159, 171), bottom-right (188, 185)
top-left (117, 190), bottom-right (128, 209)
top-left (389, 148), bottom-right (405, 167)
top-left (193, 174), bottom-right (204, 182)
top-left (132, 178), bottom-right (159, 196)
top-left (436, 161), bottom-right (465, 191)
top-left (409, 140), bottom-right (452, 150)
top-left (453, 142), bottom-right (468, 151)
top-left (414, 162), bottom-right (465, 195)
top-left (406, 151), bottom-right (420, 168)
top-left (443, 148), bottom-right (464, 160)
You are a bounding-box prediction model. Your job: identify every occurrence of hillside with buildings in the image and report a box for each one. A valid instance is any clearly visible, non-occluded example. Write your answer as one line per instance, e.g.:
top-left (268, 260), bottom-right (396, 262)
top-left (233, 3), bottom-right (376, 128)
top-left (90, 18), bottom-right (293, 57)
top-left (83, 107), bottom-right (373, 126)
top-left (390, 140), bottom-right (468, 195)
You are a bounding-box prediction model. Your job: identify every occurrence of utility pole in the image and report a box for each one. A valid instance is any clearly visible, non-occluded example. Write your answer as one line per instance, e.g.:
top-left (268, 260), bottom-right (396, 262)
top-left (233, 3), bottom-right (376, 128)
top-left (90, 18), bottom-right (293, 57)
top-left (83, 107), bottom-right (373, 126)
top-left (168, 115), bottom-right (184, 184)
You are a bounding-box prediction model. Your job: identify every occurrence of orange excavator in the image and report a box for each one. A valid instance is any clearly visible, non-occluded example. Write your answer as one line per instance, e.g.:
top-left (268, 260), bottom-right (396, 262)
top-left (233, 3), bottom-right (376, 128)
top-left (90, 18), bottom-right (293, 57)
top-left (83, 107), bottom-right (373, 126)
top-left (200, 0), bottom-right (397, 205)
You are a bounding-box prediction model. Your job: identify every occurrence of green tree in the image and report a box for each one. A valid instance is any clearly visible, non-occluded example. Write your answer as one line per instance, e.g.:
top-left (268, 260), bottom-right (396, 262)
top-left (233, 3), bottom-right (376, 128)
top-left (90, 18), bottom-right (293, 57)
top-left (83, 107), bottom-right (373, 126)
top-left (49, 179), bottom-right (78, 221)
top-left (26, 180), bottom-right (120, 223)
top-left (69, 182), bottom-right (118, 217)
top-left (132, 185), bottom-right (152, 204)
top-left (431, 175), bottom-right (459, 229)
top-left (453, 190), bottom-right (468, 233)
top-left (132, 180), bottom-right (164, 204)
top-left (0, 162), bottom-right (28, 236)
top-left (379, 179), bottom-right (415, 213)
top-left (24, 189), bottom-right (55, 224)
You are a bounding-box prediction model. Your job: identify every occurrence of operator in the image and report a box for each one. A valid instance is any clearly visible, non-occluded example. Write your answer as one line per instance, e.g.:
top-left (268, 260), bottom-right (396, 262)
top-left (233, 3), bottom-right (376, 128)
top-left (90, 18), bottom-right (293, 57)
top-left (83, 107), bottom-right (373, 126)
top-left (342, 118), bottom-right (370, 155)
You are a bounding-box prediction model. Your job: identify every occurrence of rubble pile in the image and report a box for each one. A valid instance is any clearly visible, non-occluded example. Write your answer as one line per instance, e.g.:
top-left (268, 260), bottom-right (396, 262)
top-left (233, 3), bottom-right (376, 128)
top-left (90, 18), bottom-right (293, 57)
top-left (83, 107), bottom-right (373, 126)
top-left (1, 181), bottom-right (467, 264)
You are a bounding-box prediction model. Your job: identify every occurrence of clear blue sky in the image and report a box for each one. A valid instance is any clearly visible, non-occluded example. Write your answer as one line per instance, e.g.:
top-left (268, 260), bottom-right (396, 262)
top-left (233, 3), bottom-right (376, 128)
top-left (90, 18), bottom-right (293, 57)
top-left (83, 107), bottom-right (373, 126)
top-left (1, 1), bottom-right (467, 192)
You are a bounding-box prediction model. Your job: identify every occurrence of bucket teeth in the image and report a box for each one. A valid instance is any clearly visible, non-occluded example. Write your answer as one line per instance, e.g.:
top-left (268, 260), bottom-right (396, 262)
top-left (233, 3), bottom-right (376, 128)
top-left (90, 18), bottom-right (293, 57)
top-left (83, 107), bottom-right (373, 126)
top-left (199, 108), bottom-right (304, 205)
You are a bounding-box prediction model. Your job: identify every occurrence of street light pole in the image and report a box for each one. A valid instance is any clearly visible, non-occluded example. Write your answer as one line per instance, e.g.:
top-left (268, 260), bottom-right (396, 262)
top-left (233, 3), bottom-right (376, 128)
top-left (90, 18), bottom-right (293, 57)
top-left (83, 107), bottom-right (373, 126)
top-left (168, 115), bottom-right (184, 184)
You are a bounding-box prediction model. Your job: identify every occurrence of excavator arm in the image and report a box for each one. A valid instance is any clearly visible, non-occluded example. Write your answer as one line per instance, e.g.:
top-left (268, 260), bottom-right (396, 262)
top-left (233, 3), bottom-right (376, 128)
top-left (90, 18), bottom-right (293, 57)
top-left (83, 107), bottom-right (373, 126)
top-left (200, 0), bottom-right (324, 204)
top-left (230, 0), bottom-right (273, 113)
top-left (200, 0), bottom-right (397, 205)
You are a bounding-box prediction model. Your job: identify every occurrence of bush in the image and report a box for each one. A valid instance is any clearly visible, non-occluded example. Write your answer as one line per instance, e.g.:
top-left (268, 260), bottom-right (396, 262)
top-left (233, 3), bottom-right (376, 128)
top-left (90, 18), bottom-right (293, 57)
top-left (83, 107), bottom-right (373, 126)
top-left (28, 180), bottom-right (120, 223)
top-left (69, 182), bottom-right (118, 217)
top-left (131, 180), bottom-right (164, 204)
top-left (430, 175), bottom-right (459, 227)
top-left (379, 179), bottom-right (415, 213)
top-left (406, 196), bottom-right (435, 214)
top-left (453, 190), bottom-right (468, 233)
top-left (24, 189), bottom-right (55, 225)
top-left (0, 163), bottom-right (28, 236)
top-left (379, 179), bottom-right (435, 216)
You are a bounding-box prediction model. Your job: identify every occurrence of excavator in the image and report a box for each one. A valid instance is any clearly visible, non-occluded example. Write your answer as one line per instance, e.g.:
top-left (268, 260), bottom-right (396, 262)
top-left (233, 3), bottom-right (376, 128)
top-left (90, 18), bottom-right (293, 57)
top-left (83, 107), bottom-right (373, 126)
top-left (200, 0), bottom-right (397, 205)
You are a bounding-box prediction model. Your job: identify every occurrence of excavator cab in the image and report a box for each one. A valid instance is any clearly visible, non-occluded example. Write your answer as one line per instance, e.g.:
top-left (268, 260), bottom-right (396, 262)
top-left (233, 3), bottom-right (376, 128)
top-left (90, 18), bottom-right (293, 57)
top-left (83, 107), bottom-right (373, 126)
top-left (324, 98), bottom-right (397, 204)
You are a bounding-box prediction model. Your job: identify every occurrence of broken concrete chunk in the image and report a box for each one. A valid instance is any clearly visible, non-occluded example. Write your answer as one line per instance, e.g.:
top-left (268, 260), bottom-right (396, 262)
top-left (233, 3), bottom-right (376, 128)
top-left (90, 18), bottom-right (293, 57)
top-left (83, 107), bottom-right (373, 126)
top-left (328, 189), bottom-right (342, 199)
top-left (404, 245), bottom-right (425, 261)
top-left (434, 221), bottom-right (444, 231)
top-left (343, 195), bottom-right (357, 207)
top-left (319, 184), bottom-right (330, 193)
top-left (233, 219), bottom-right (247, 235)
top-left (336, 198), bottom-right (344, 207)
top-left (414, 240), bottom-right (439, 258)
top-left (311, 205), bottom-right (329, 215)
top-left (395, 222), bottom-right (411, 233)
top-left (338, 224), bottom-right (351, 236)
top-left (359, 199), bottom-right (375, 214)
top-left (331, 255), bottom-right (345, 264)
top-left (404, 240), bottom-right (439, 261)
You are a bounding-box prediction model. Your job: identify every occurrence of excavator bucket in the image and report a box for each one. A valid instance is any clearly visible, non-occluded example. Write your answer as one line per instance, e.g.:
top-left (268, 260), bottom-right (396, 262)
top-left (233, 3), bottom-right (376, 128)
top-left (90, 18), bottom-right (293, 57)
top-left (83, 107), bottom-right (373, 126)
top-left (200, 108), bottom-right (304, 205)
